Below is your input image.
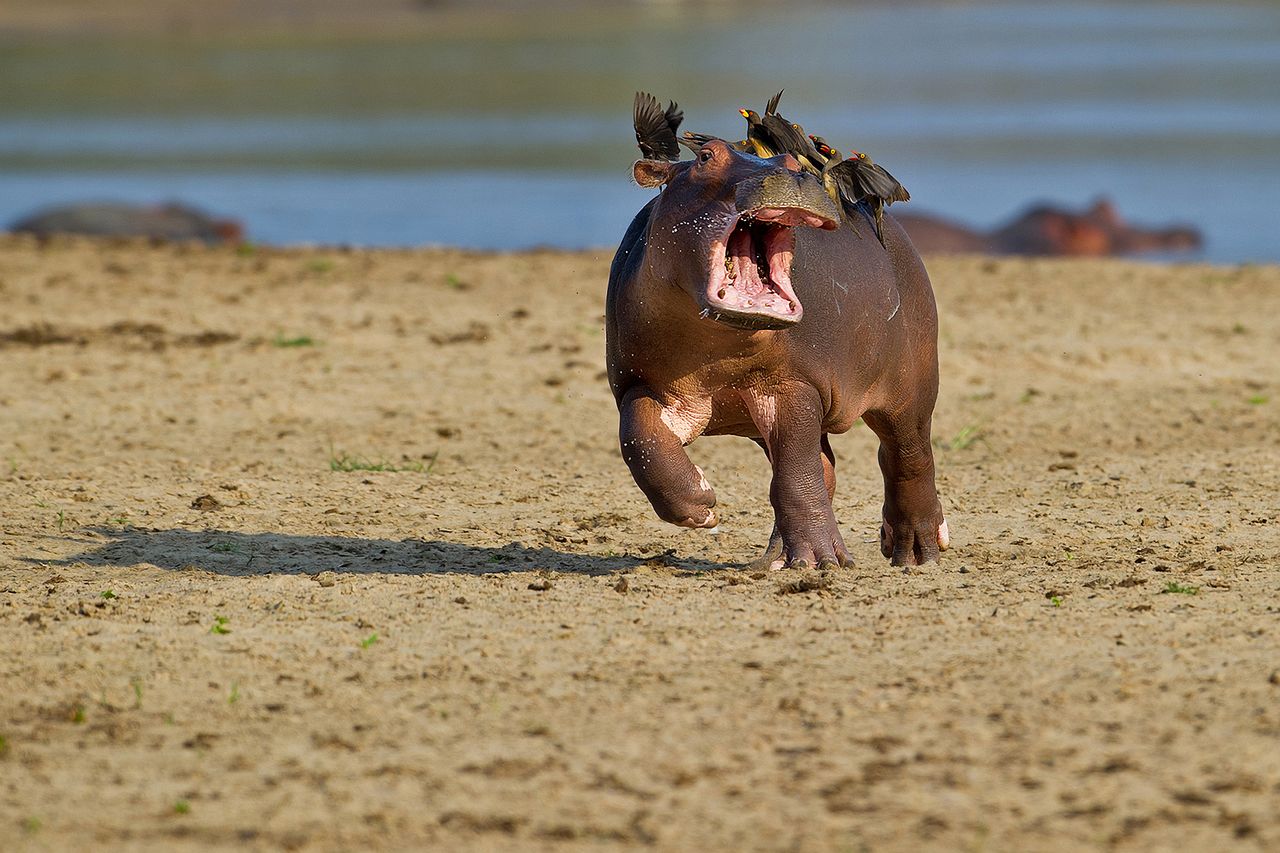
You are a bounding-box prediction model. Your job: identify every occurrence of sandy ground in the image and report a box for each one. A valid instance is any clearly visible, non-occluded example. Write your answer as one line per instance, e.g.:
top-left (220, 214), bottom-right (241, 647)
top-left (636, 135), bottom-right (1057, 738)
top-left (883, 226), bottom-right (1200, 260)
top-left (0, 234), bottom-right (1277, 851)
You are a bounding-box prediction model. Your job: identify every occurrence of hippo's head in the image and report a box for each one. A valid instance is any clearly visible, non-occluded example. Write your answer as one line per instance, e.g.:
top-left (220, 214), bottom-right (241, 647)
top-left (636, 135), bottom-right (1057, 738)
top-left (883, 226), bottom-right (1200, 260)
top-left (633, 139), bottom-right (841, 330)
top-left (997, 206), bottom-right (1112, 256)
top-left (1084, 198), bottom-right (1202, 255)
top-left (996, 198), bottom-right (1204, 257)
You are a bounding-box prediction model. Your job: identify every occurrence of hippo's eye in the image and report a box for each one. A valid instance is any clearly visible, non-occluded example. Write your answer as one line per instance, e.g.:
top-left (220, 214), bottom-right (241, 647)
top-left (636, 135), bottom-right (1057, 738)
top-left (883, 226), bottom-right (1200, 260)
top-left (698, 148), bottom-right (713, 163)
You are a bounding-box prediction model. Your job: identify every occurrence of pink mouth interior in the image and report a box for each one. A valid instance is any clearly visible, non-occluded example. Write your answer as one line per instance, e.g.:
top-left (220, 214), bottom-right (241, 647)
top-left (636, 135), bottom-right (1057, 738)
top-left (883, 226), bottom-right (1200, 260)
top-left (707, 208), bottom-right (832, 323)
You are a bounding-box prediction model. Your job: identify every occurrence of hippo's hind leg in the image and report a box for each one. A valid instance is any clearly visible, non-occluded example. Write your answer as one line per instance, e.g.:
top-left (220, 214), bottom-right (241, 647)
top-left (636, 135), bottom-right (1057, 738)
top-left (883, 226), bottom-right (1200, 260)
top-left (618, 388), bottom-right (718, 529)
top-left (863, 403), bottom-right (949, 567)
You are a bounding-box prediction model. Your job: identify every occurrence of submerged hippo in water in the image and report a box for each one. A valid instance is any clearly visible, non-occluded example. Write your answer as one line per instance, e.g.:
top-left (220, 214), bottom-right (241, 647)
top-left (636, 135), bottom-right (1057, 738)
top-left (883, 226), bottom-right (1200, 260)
top-left (10, 202), bottom-right (243, 245)
top-left (607, 132), bottom-right (949, 569)
top-left (896, 198), bottom-right (1201, 257)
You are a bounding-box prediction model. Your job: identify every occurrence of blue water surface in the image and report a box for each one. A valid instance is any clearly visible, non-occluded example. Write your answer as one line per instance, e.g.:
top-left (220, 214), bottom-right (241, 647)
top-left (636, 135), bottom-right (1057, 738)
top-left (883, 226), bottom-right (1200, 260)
top-left (1, 1), bottom-right (1276, 261)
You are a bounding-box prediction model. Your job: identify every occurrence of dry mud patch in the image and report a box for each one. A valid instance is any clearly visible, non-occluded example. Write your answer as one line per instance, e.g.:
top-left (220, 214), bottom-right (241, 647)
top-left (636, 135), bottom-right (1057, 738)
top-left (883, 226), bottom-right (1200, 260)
top-left (0, 236), bottom-right (1278, 851)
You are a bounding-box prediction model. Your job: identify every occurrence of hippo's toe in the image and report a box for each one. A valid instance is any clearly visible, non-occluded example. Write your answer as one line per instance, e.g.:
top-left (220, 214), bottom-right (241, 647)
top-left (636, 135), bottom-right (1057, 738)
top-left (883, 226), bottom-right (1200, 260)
top-left (881, 516), bottom-right (950, 566)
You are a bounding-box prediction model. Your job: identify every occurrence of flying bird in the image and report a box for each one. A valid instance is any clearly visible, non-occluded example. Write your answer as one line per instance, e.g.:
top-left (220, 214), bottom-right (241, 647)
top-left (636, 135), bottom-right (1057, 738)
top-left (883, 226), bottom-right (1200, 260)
top-left (633, 92), bottom-right (684, 161)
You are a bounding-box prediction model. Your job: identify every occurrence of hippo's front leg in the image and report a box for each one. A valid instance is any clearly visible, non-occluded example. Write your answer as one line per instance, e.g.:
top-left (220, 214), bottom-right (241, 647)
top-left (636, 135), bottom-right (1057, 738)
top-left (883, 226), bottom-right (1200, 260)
top-left (747, 386), bottom-right (852, 570)
top-left (618, 388), bottom-right (718, 529)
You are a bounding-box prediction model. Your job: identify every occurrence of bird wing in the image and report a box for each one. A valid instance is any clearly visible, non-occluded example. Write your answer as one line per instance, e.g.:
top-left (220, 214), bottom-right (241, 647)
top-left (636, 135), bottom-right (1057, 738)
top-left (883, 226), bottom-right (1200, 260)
top-left (850, 160), bottom-right (910, 204)
top-left (741, 113), bottom-right (778, 158)
top-left (663, 100), bottom-right (684, 133)
top-left (765, 89), bottom-right (785, 116)
top-left (762, 114), bottom-right (821, 171)
top-left (633, 92), bottom-right (682, 161)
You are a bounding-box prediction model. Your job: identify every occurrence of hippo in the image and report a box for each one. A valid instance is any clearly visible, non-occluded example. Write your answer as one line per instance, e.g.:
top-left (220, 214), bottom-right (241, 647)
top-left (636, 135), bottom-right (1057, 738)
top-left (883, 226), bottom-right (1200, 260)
top-left (607, 137), bottom-right (949, 569)
top-left (10, 202), bottom-right (243, 245)
top-left (895, 198), bottom-right (1201, 257)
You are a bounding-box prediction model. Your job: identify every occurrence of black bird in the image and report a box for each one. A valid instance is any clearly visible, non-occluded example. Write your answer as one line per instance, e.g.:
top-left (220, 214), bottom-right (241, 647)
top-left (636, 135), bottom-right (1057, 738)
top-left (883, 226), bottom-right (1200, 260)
top-left (758, 90), bottom-right (824, 175)
top-left (821, 149), bottom-right (910, 246)
top-left (808, 137), bottom-right (863, 238)
top-left (633, 92), bottom-right (684, 161)
top-left (681, 131), bottom-right (753, 154)
top-left (738, 107), bottom-right (778, 158)
top-left (680, 131), bottom-right (719, 147)
top-left (808, 135), bottom-right (839, 163)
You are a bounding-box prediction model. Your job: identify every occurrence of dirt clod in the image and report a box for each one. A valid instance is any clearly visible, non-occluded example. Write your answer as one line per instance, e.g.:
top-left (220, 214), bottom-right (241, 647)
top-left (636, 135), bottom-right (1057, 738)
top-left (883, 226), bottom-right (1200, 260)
top-left (776, 573), bottom-right (832, 595)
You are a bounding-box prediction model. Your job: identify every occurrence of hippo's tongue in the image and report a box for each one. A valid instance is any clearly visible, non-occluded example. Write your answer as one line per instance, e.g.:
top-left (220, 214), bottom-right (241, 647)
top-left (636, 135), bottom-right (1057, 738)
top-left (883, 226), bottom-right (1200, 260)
top-left (709, 219), bottom-right (800, 322)
top-left (726, 225), bottom-right (770, 299)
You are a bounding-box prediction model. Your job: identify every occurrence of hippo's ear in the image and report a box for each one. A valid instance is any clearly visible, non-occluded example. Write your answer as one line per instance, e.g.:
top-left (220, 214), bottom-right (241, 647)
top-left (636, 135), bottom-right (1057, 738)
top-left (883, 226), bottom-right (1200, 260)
top-left (1086, 197), bottom-right (1121, 227)
top-left (633, 159), bottom-right (676, 188)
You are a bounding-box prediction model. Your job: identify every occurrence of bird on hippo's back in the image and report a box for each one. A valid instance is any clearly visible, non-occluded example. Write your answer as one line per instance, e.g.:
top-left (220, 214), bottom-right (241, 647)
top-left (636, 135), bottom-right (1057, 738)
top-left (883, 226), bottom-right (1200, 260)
top-left (813, 139), bottom-right (910, 246)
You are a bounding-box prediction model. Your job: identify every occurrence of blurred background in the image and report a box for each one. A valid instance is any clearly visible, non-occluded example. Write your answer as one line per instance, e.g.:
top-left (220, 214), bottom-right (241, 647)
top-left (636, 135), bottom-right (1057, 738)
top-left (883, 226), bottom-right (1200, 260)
top-left (1, 0), bottom-right (1277, 261)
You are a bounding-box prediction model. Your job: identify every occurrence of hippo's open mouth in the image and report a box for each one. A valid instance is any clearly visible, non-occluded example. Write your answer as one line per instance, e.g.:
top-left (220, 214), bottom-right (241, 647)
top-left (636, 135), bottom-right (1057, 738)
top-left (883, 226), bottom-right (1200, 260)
top-left (703, 207), bottom-right (837, 330)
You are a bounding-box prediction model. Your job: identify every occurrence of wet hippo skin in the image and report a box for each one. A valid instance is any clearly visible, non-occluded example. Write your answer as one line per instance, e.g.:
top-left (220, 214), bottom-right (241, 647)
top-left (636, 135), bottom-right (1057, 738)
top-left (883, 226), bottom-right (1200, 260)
top-left (607, 139), bottom-right (949, 570)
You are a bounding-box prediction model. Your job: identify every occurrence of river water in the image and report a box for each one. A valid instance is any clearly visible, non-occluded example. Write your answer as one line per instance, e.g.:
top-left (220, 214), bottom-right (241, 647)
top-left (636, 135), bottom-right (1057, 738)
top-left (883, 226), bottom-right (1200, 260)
top-left (1, 1), bottom-right (1277, 261)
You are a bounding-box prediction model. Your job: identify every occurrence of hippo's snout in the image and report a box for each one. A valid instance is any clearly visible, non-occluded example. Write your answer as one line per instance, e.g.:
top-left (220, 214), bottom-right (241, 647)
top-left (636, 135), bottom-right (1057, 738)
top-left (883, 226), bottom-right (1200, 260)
top-left (735, 169), bottom-right (841, 227)
top-left (690, 167), bottom-right (842, 331)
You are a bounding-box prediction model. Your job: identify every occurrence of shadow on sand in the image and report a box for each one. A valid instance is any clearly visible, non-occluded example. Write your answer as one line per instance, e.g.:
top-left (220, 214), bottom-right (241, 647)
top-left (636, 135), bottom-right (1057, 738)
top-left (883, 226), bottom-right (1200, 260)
top-left (32, 526), bottom-right (727, 577)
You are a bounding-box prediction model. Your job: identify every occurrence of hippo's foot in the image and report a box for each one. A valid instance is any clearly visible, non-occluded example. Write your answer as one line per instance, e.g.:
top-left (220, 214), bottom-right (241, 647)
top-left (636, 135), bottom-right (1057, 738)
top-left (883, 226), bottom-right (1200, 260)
top-left (664, 465), bottom-right (718, 529)
top-left (881, 516), bottom-right (949, 567)
top-left (751, 519), bottom-right (852, 572)
top-left (864, 408), bottom-right (948, 568)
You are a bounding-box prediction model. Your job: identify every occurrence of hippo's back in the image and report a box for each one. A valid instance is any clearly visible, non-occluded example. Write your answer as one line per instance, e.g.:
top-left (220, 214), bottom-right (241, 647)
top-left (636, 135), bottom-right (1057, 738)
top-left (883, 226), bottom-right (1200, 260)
top-left (10, 203), bottom-right (242, 244)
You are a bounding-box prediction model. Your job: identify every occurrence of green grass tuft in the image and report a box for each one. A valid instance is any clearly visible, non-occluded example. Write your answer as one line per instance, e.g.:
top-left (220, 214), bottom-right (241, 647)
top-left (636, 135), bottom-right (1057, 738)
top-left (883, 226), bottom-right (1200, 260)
top-left (946, 424), bottom-right (982, 451)
top-left (329, 448), bottom-right (436, 474)
top-left (360, 632), bottom-right (379, 649)
top-left (209, 615), bottom-right (231, 635)
top-left (1162, 581), bottom-right (1199, 595)
top-left (272, 334), bottom-right (315, 348)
